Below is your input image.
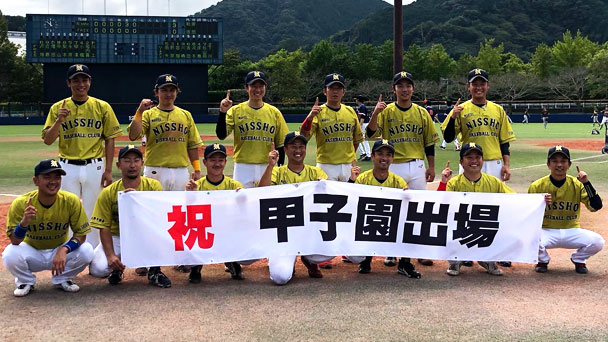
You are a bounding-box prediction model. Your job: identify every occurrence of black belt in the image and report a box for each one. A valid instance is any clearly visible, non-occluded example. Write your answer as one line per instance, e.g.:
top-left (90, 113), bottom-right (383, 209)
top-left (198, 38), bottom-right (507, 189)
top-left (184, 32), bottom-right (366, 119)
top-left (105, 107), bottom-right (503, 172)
top-left (59, 158), bottom-right (102, 166)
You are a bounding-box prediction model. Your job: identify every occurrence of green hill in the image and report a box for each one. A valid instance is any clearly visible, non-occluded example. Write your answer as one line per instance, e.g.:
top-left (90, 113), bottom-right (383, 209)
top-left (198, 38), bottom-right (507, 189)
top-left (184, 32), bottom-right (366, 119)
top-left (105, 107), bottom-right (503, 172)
top-left (193, 0), bottom-right (390, 60)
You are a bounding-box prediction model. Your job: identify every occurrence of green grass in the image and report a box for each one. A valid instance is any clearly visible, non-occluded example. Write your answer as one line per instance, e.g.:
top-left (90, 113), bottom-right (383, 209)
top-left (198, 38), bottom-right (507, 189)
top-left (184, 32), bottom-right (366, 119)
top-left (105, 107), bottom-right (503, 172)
top-left (0, 122), bottom-right (606, 194)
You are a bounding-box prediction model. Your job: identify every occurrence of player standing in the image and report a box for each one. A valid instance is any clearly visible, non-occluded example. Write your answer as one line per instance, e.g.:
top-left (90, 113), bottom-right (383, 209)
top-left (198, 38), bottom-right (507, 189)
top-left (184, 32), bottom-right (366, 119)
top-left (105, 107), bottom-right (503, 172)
top-left (354, 96), bottom-right (371, 161)
top-left (600, 105), bottom-right (608, 130)
top-left (88, 145), bottom-right (172, 287)
top-left (366, 71), bottom-right (439, 267)
top-left (541, 107), bottom-right (550, 129)
top-left (2, 159), bottom-right (94, 297)
top-left (528, 146), bottom-right (604, 273)
top-left (522, 108), bottom-right (529, 124)
top-left (215, 71), bottom-right (290, 188)
top-left (42, 64), bottom-right (122, 248)
top-left (185, 143), bottom-right (244, 283)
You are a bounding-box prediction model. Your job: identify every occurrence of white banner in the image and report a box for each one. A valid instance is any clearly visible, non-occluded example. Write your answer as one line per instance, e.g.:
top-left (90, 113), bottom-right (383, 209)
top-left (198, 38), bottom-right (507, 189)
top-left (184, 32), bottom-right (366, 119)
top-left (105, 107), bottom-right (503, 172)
top-left (118, 180), bottom-right (546, 267)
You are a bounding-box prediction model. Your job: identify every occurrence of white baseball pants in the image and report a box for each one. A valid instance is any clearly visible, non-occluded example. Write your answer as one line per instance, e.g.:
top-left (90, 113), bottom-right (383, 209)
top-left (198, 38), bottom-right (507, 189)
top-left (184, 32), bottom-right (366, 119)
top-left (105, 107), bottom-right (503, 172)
top-left (538, 228), bottom-right (605, 264)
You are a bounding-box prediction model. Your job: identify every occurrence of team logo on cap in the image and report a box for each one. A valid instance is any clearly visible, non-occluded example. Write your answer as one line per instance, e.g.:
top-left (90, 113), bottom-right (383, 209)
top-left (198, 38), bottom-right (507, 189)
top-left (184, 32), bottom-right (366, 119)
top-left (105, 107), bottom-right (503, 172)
top-left (382, 139), bottom-right (389, 145)
top-left (50, 160), bottom-right (58, 167)
top-left (333, 74), bottom-right (340, 80)
top-left (474, 69), bottom-right (482, 75)
top-left (401, 72), bottom-right (408, 77)
top-left (75, 65), bottom-right (83, 71)
top-left (213, 143), bottom-right (220, 150)
top-left (254, 71), bottom-right (261, 77)
top-left (165, 75), bottom-right (173, 82)
top-left (470, 142), bottom-right (477, 148)
top-left (295, 130), bottom-right (300, 136)
top-left (555, 145), bottom-right (563, 151)
top-left (128, 144), bottom-right (135, 149)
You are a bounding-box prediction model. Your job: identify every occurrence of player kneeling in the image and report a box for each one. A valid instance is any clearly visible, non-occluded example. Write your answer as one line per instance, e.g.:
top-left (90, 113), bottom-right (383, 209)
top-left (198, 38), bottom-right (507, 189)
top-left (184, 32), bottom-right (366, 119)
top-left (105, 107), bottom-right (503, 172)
top-left (349, 140), bottom-right (421, 278)
top-left (89, 146), bottom-right (171, 288)
top-left (528, 146), bottom-right (604, 274)
top-left (185, 143), bottom-right (244, 283)
top-left (2, 160), bottom-right (94, 297)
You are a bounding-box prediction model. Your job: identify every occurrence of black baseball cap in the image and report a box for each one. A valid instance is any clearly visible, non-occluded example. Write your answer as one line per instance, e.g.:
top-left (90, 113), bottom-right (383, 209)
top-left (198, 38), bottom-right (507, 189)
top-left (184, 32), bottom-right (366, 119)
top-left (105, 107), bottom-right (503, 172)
top-left (245, 71), bottom-right (267, 85)
top-left (204, 143), bottom-right (227, 159)
top-left (392, 71), bottom-right (415, 86)
top-left (35, 159), bottom-right (66, 176)
top-left (67, 64), bottom-right (91, 80)
top-left (324, 73), bottom-right (345, 88)
top-left (284, 131), bottom-right (308, 146)
top-left (459, 142), bottom-right (484, 158)
top-left (372, 139), bottom-right (395, 153)
top-left (547, 145), bottom-right (571, 161)
top-left (118, 145), bottom-right (143, 159)
top-left (155, 74), bottom-right (179, 89)
top-left (468, 68), bottom-right (489, 83)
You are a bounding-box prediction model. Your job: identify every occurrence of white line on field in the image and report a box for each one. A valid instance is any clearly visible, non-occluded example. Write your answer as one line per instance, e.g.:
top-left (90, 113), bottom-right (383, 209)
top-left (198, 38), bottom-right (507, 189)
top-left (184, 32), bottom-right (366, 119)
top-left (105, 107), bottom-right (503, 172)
top-left (0, 194), bottom-right (19, 197)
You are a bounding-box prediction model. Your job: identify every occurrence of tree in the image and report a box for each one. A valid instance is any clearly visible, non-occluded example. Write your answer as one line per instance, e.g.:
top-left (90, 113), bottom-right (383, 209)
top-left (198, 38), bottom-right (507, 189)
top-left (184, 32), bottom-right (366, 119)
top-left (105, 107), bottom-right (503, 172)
top-left (551, 30), bottom-right (599, 69)
top-left (586, 48), bottom-right (608, 98)
top-left (258, 48), bottom-right (307, 102)
top-left (453, 53), bottom-right (477, 78)
top-left (476, 38), bottom-right (504, 75)
top-left (502, 53), bottom-right (526, 74)
top-left (531, 43), bottom-right (554, 78)
top-left (402, 44), bottom-right (427, 79)
top-left (548, 67), bottom-right (588, 101)
top-left (425, 44), bottom-right (455, 81)
top-left (491, 73), bottom-right (538, 102)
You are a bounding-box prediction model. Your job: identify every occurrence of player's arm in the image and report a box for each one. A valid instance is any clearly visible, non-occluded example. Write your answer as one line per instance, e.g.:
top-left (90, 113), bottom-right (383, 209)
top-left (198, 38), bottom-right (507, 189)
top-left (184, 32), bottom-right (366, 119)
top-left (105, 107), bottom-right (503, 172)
top-left (188, 148), bottom-right (201, 181)
top-left (443, 98), bottom-right (462, 143)
top-left (259, 150), bottom-right (279, 187)
top-left (500, 144), bottom-right (511, 181)
top-left (366, 94), bottom-right (386, 137)
top-left (348, 160), bottom-right (361, 183)
top-left (128, 99), bottom-right (155, 141)
top-left (43, 100), bottom-right (69, 145)
top-left (102, 138), bottom-right (115, 187)
top-left (216, 90), bottom-right (233, 140)
top-left (99, 227), bottom-right (125, 271)
top-left (577, 166), bottom-right (603, 211)
top-left (8, 197), bottom-right (36, 245)
top-left (52, 196), bottom-right (89, 277)
top-left (301, 97), bottom-right (321, 138)
top-left (52, 234), bottom-right (87, 276)
top-left (437, 161), bottom-right (453, 191)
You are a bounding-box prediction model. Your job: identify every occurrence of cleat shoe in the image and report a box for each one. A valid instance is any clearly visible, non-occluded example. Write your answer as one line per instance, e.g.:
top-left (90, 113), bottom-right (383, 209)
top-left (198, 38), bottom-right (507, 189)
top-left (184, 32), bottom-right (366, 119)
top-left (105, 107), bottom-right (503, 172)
top-left (318, 260), bottom-right (332, 269)
top-left (446, 261), bottom-right (461, 276)
top-left (439, 146), bottom-right (446, 150)
top-left (108, 270), bottom-right (123, 285)
top-left (341, 256), bottom-right (352, 263)
top-left (301, 257), bottom-right (323, 278)
top-left (384, 257), bottom-right (397, 267)
top-left (358, 256), bottom-right (372, 274)
top-left (478, 261), bottom-right (503, 276)
top-left (148, 268), bottom-right (172, 288)
top-left (224, 265), bottom-right (230, 272)
top-left (56, 280), bottom-right (80, 293)
top-left (225, 262), bottom-right (244, 280)
top-left (189, 265), bottom-right (202, 284)
top-left (498, 261), bottom-right (512, 267)
top-left (571, 259), bottom-right (588, 274)
top-left (14, 284), bottom-right (33, 297)
top-left (417, 258), bottom-right (434, 266)
top-left (358, 154), bottom-right (366, 161)
top-left (174, 265), bottom-right (191, 273)
top-left (363, 156), bottom-right (371, 161)
top-left (135, 267), bottom-right (148, 276)
top-left (462, 261), bottom-right (474, 267)
top-left (397, 258), bottom-right (421, 279)
top-left (535, 262), bottom-right (548, 273)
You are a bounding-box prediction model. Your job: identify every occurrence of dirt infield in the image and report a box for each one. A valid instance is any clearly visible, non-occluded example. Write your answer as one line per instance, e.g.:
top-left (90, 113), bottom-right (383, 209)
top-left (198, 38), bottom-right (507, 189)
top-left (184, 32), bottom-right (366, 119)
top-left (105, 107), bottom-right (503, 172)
top-left (526, 139), bottom-right (606, 151)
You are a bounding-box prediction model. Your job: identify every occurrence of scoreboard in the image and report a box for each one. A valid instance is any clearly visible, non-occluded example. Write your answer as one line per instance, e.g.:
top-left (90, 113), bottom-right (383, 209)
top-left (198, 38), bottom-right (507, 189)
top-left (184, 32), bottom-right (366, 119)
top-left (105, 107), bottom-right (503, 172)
top-left (26, 14), bottom-right (223, 64)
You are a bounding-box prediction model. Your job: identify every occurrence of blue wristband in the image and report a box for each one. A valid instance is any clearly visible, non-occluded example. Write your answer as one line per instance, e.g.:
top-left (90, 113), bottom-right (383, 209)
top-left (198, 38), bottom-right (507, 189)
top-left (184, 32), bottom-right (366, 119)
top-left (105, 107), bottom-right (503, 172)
top-left (64, 238), bottom-right (81, 253)
top-left (13, 223), bottom-right (28, 239)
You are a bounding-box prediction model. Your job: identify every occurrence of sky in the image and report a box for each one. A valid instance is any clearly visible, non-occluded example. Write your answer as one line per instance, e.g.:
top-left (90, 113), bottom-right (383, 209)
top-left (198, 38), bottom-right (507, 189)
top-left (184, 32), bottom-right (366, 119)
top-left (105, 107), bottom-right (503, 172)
top-left (1, 0), bottom-right (414, 17)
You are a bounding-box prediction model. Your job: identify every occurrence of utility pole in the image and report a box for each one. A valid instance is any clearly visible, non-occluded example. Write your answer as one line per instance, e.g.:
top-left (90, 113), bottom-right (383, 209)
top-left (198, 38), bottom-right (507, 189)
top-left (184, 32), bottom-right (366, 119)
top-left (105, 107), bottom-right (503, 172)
top-left (393, 0), bottom-right (403, 73)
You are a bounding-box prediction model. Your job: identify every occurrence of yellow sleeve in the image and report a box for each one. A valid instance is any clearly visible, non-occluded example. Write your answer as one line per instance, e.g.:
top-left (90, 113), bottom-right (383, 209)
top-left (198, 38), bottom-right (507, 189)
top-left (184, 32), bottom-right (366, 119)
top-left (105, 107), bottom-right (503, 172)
top-left (225, 106), bottom-right (235, 136)
top-left (152, 179), bottom-right (163, 191)
top-left (310, 115), bottom-right (319, 139)
top-left (399, 177), bottom-right (408, 189)
top-left (422, 108), bottom-right (440, 146)
top-left (501, 182), bottom-right (516, 193)
top-left (101, 102), bottom-right (123, 140)
top-left (127, 109), bottom-right (148, 140)
top-left (274, 110), bottom-right (289, 148)
top-left (316, 167), bottom-right (328, 180)
top-left (371, 112), bottom-right (384, 139)
top-left (90, 188), bottom-right (112, 230)
top-left (233, 179), bottom-right (244, 189)
top-left (446, 178), bottom-right (456, 191)
top-left (352, 115), bottom-right (364, 144)
top-left (187, 113), bottom-right (203, 149)
top-left (499, 106), bottom-right (516, 144)
top-left (70, 196), bottom-right (91, 237)
top-left (271, 167), bottom-right (281, 185)
top-left (6, 196), bottom-right (26, 237)
top-left (42, 102), bottom-right (60, 137)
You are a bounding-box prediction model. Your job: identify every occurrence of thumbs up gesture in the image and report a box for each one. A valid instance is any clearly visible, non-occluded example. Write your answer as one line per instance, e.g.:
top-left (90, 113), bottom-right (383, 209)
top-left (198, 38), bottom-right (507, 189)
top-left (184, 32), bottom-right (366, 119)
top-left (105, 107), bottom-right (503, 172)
top-left (57, 100), bottom-right (70, 122)
top-left (309, 97), bottom-right (321, 118)
top-left (373, 93), bottom-right (387, 115)
top-left (21, 197), bottom-right (37, 227)
top-left (220, 90), bottom-right (233, 113)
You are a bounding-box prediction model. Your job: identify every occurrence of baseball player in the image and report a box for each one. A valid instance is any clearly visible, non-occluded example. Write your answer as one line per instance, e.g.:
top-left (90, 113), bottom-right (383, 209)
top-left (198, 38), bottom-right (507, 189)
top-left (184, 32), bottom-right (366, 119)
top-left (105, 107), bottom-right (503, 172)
top-left (541, 107), bottom-right (550, 129)
top-left (522, 108), bottom-right (529, 124)
top-left (366, 71), bottom-right (439, 267)
top-left (128, 74), bottom-right (203, 273)
top-left (2, 159), bottom-right (94, 297)
top-left (300, 73), bottom-right (364, 181)
top-left (88, 145), bottom-right (172, 287)
top-left (354, 96), bottom-right (371, 161)
top-left (185, 143), bottom-right (244, 283)
top-left (600, 105), bottom-right (608, 130)
top-left (215, 70), bottom-right (290, 189)
top-left (257, 131), bottom-right (332, 282)
top-left (440, 100), bottom-right (461, 150)
top-left (591, 107), bottom-right (599, 127)
top-left (443, 143), bottom-right (515, 276)
top-left (42, 64), bottom-right (122, 248)
top-left (349, 139), bottom-right (420, 277)
top-left (528, 146), bottom-right (604, 273)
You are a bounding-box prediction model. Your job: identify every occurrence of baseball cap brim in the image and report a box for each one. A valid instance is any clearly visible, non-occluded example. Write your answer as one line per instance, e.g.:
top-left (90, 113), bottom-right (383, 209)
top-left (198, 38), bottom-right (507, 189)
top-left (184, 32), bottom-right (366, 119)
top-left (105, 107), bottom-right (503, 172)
top-left (119, 148), bottom-right (143, 159)
top-left (547, 150), bottom-right (570, 160)
top-left (38, 168), bottom-right (67, 176)
top-left (247, 78), bottom-right (267, 85)
top-left (68, 72), bottom-right (91, 79)
top-left (468, 75), bottom-right (488, 83)
top-left (326, 80), bottom-right (345, 87)
top-left (285, 135), bottom-right (308, 145)
top-left (205, 150), bottom-right (227, 158)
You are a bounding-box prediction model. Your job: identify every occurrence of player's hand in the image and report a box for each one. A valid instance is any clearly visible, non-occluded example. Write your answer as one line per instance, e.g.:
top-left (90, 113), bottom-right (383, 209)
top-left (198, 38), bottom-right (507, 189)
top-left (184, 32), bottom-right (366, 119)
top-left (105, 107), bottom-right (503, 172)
top-left (52, 248), bottom-right (67, 276)
top-left (441, 160), bottom-right (453, 184)
top-left (20, 197), bottom-right (37, 227)
top-left (57, 100), bottom-right (70, 123)
top-left (101, 170), bottom-right (112, 187)
top-left (451, 98), bottom-right (463, 119)
top-left (186, 178), bottom-right (197, 191)
top-left (137, 98), bottom-right (156, 112)
top-left (425, 167), bottom-right (435, 182)
top-left (544, 193), bottom-right (552, 205)
top-left (107, 254), bottom-right (125, 271)
top-left (308, 97), bottom-right (321, 118)
top-left (576, 166), bottom-right (588, 183)
top-left (268, 149), bottom-right (279, 167)
top-left (501, 164), bottom-right (511, 182)
top-left (220, 90), bottom-right (233, 113)
top-left (349, 160), bottom-right (361, 182)
top-left (192, 170), bottom-right (202, 181)
top-left (373, 94), bottom-right (387, 115)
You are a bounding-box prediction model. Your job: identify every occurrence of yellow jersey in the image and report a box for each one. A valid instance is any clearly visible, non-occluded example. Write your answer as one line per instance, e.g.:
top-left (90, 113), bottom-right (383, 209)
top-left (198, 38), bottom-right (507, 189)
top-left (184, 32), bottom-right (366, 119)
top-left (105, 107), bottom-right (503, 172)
top-left (446, 173), bottom-right (515, 193)
top-left (528, 175), bottom-right (596, 229)
top-left (271, 165), bottom-right (328, 185)
top-left (370, 103), bottom-right (439, 162)
top-left (128, 106), bottom-right (203, 168)
top-left (441, 100), bottom-right (515, 160)
top-left (43, 97), bottom-right (122, 159)
top-left (194, 175), bottom-right (243, 191)
top-left (225, 102), bottom-right (289, 164)
top-left (6, 190), bottom-right (90, 250)
top-left (310, 104), bottom-right (364, 164)
top-left (355, 169), bottom-right (408, 189)
top-left (90, 177), bottom-right (162, 236)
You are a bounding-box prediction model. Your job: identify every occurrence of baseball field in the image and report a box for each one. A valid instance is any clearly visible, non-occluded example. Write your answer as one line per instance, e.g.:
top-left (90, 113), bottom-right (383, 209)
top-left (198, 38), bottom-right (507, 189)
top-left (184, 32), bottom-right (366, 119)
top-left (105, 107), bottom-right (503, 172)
top-left (1, 122), bottom-right (607, 341)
